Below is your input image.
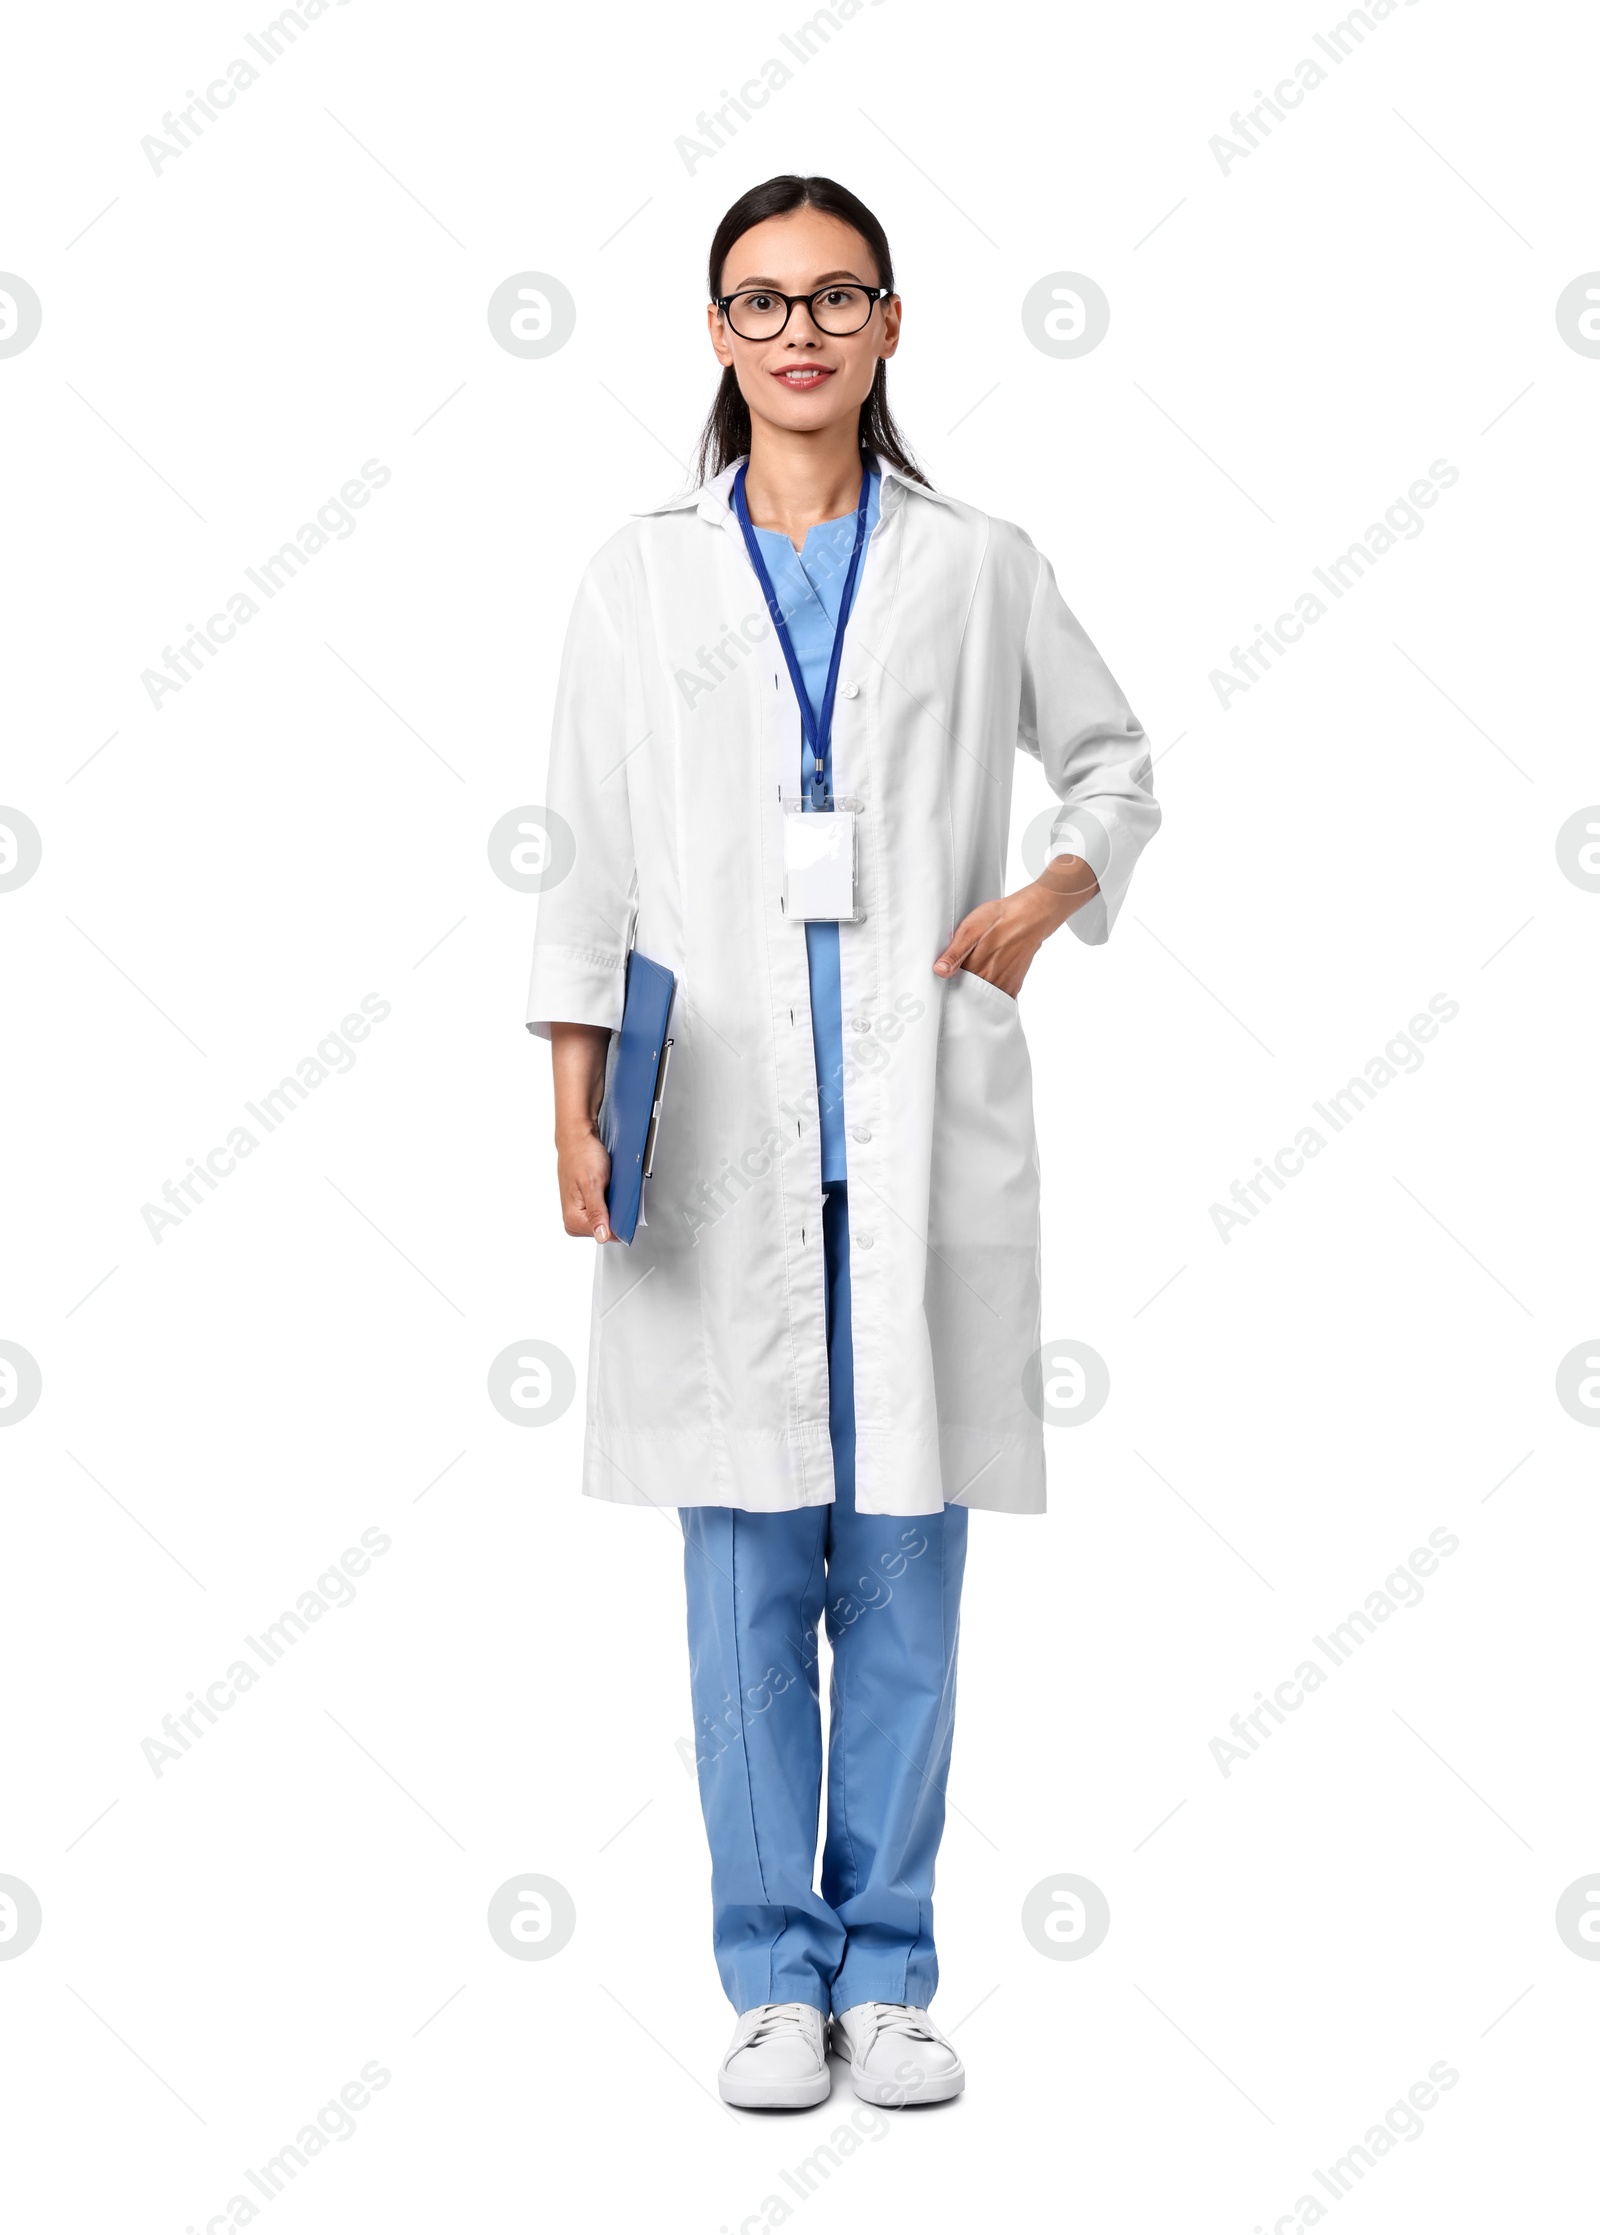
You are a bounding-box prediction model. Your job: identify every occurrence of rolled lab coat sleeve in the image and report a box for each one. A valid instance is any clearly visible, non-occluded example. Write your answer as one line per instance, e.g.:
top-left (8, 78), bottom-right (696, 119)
top-left (524, 557), bottom-right (638, 1039)
top-left (1017, 550), bottom-right (1160, 944)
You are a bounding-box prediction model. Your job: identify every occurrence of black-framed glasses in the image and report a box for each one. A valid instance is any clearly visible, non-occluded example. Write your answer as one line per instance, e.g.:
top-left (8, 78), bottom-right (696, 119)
top-left (714, 284), bottom-right (891, 341)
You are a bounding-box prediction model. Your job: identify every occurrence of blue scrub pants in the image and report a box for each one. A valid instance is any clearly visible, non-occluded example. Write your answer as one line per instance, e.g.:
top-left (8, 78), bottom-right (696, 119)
top-left (680, 1185), bottom-right (970, 2016)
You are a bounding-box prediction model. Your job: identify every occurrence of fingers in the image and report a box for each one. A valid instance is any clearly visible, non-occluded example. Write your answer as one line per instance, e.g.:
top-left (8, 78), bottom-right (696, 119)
top-left (933, 909), bottom-right (985, 977)
top-left (562, 1160), bottom-right (616, 1242)
top-left (578, 1171), bottom-right (615, 1243)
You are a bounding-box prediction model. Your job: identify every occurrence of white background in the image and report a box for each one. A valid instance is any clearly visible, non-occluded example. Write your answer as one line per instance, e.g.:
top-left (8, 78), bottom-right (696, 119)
top-left (3, 0), bottom-right (1597, 2228)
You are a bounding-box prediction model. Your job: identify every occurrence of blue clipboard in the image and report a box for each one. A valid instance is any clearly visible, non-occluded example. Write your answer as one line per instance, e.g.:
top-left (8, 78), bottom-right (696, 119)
top-left (599, 950), bottom-right (676, 1245)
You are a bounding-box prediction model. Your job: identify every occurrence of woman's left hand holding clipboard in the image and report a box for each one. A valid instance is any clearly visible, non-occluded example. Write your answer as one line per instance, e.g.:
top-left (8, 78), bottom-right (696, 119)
top-left (551, 1021), bottom-right (619, 1242)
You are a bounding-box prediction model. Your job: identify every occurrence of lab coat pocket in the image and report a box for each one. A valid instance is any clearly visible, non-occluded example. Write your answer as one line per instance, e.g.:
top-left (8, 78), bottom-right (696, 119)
top-left (924, 955), bottom-right (1043, 1501)
top-left (934, 966), bottom-right (1036, 1244)
top-left (956, 963), bottom-right (1017, 1007)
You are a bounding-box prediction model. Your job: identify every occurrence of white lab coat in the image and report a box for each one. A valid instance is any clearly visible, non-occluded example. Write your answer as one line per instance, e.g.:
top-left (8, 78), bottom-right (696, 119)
top-left (526, 455), bottom-right (1159, 1516)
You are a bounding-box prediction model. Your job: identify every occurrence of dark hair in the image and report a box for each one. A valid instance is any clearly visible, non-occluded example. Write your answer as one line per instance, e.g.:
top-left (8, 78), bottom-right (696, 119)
top-left (695, 174), bottom-right (929, 488)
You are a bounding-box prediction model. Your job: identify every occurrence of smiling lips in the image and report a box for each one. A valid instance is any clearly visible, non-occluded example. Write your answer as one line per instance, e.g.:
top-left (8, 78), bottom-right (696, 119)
top-left (771, 365), bottom-right (834, 387)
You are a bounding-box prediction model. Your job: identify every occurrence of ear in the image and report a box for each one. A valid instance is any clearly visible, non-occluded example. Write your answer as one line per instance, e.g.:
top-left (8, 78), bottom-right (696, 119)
top-left (706, 301), bottom-right (736, 369)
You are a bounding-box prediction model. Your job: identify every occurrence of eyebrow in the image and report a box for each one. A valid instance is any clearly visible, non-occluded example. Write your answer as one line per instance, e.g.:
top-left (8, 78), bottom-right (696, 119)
top-left (726, 269), bottom-right (872, 290)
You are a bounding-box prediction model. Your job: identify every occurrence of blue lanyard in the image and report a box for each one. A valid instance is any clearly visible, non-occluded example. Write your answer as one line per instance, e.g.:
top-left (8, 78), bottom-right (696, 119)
top-left (731, 461), bottom-right (871, 805)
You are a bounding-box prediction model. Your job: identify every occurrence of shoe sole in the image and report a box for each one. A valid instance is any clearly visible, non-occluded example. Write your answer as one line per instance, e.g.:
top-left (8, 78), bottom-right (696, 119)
top-left (719, 2067), bottom-right (832, 2110)
top-left (845, 2060), bottom-right (965, 2108)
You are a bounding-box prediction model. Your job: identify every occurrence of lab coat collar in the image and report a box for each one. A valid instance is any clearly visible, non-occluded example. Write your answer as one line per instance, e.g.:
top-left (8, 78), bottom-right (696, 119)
top-left (641, 452), bottom-right (950, 524)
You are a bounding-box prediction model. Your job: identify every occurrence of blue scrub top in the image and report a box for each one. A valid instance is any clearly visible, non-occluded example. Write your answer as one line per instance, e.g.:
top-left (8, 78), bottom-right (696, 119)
top-left (752, 471), bottom-right (881, 1188)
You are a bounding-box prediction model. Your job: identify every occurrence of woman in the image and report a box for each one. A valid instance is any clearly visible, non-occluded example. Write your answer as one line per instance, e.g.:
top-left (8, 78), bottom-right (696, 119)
top-left (526, 175), bottom-right (1159, 2109)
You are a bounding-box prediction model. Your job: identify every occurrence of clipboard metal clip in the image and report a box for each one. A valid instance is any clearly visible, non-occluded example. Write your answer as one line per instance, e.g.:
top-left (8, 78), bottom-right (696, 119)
top-left (641, 1039), bottom-right (673, 1183)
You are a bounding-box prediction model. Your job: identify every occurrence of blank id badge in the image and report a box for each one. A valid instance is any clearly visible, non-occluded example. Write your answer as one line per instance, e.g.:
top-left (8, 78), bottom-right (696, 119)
top-left (782, 797), bottom-right (864, 923)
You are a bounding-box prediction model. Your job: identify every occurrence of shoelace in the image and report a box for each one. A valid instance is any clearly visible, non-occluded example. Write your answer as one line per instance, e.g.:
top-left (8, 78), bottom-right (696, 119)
top-left (849, 2003), bottom-right (944, 2055)
top-left (740, 2001), bottom-right (818, 2048)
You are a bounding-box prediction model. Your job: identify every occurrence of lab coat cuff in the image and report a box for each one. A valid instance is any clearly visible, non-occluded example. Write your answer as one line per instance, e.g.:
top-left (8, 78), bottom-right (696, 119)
top-left (524, 943), bottom-right (627, 1040)
top-left (1048, 805), bottom-right (1120, 946)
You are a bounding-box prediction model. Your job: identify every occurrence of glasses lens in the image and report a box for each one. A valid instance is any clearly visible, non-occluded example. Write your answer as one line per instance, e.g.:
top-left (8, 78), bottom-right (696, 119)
top-left (812, 286), bottom-right (874, 335)
top-left (726, 291), bottom-right (789, 339)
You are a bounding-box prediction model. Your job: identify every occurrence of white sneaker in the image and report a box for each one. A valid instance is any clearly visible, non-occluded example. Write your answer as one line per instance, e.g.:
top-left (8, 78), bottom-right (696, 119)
top-left (832, 2002), bottom-right (965, 2106)
top-left (718, 2002), bottom-right (831, 2109)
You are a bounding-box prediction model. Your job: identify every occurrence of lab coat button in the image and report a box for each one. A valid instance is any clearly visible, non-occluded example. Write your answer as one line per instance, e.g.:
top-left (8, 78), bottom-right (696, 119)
top-left (851, 1018), bottom-right (871, 1034)
top-left (858, 1233), bottom-right (874, 1248)
top-left (840, 682), bottom-right (860, 698)
top-left (852, 1127), bottom-right (871, 1142)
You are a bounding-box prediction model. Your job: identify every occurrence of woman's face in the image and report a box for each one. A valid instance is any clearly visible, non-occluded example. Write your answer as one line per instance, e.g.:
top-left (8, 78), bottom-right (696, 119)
top-left (708, 207), bottom-right (901, 444)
